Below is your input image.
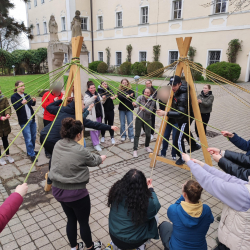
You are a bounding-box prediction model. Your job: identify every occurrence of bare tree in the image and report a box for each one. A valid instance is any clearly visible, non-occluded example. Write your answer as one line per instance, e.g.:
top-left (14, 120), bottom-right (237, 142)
top-left (0, 28), bottom-right (25, 51)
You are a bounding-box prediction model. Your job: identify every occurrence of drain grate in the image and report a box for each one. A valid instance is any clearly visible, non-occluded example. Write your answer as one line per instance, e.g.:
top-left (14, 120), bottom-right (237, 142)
top-left (206, 130), bottom-right (221, 138)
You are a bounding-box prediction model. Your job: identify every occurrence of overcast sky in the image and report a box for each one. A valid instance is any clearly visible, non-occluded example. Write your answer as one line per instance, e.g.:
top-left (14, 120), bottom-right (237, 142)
top-left (9, 0), bottom-right (29, 49)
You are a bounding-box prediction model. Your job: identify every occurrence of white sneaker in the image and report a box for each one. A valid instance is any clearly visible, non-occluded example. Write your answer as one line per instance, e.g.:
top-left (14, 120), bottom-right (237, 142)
top-left (151, 134), bottom-right (154, 140)
top-left (172, 156), bottom-right (176, 160)
top-left (130, 138), bottom-right (134, 142)
top-left (5, 155), bottom-right (14, 163)
top-left (133, 151), bottom-right (138, 157)
top-left (94, 145), bottom-right (102, 151)
top-left (111, 138), bottom-right (115, 144)
top-left (93, 241), bottom-right (102, 250)
top-left (100, 137), bottom-right (105, 143)
top-left (145, 147), bottom-right (153, 153)
top-left (0, 158), bottom-right (7, 166)
top-left (121, 137), bottom-right (126, 141)
top-left (141, 131), bottom-right (145, 136)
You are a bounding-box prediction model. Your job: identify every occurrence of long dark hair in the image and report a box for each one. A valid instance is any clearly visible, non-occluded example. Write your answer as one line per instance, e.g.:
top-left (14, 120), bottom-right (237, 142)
top-left (108, 169), bottom-right (152, 225)
top-left (60, 118), bottom-right (84, 140)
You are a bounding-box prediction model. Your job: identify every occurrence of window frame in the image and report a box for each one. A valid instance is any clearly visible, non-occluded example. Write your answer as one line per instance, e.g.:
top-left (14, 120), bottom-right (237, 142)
top-left (116, 11), bottom-right (123, 28)
top-left (34, 0), bottom-right (37, 7)
top-left (43, 21), bottom-right (47, 34)
top-left (98, 15), bottom-right (103, 30)
top-left (36, 23), bottom-right (40, 35)
top-left (98, 52), bottom-right (104, 62)
top-left (61, 16), bottom-right (66, 31)
top-left (207, 50), bottom-right (222, 66)
top-left (172, 0), bottom-right (183, 20)
top-left (116, 51), bottom-right (122, 66)
top-left (168, 50), bottom-right (179, 65)
top-left (28, 1), bottom-right (31, 9)
top-left (140, 6), bottom-right (149, 24)
top-left (139, 51), bottom-right (147, 62)
top-left (64, 53), bottom-right (68, 64)
top-left (81, 17), bottom-right (88, 31)
top-left (214, 0), bottom-right (228, 14)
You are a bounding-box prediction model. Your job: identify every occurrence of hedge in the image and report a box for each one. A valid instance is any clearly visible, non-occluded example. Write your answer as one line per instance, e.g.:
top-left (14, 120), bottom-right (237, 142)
top-left (119, 62), bottom-right (132, 75)
top-left (97, 62), bottom-right (108, 73)
top-left (131, 62), bottom-right (147, 76)
top-left (191, 62), bottom-right (203, 81)
top-left (206, 61), bottom-right (241, 82)
top-left (147, 61), bottom-right (164, 77)
top-left (89, 61), bottom-right (102, 72)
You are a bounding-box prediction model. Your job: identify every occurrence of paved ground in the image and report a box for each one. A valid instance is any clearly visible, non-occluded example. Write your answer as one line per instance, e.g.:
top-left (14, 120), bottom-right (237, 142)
top-left (0, 82), bottom-right (250, 249)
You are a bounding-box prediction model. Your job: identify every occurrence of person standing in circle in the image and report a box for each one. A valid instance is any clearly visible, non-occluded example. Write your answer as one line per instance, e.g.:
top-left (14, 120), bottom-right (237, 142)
top-left (98, 81), bottom-right (117, 145)
top-left (195, 85), bottom-right (214, 141)
top-left (117, 79), bottom-right (135, 142)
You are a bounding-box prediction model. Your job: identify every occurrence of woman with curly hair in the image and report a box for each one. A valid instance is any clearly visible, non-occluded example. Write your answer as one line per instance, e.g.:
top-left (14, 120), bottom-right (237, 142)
top-left (106, 169), bottom-right (161, 250)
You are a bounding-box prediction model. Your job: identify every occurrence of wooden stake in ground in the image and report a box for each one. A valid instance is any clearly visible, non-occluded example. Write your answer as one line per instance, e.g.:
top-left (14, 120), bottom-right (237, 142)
top-left (149, 37), bottom-right (212, 170)
top-left (63, 36), bottom-right (84, 146)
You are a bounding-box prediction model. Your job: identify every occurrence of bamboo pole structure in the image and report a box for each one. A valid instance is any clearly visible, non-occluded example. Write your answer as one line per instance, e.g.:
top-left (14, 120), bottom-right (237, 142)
top-left (150, 37), bottom-right (212, 169)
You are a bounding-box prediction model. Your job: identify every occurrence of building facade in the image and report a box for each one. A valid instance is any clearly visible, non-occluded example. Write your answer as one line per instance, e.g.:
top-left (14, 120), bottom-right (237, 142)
top-left (26, 0), bottom-right (250, 82)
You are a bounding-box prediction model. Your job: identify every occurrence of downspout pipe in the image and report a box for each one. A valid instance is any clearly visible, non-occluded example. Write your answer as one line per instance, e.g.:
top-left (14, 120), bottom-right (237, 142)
top-left (90, 0), bottom-right (94, 62)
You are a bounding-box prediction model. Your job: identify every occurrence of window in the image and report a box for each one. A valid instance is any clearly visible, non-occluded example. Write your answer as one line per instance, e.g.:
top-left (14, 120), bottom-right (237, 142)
top-left (173, 0), bottom-right (182, 19)
top-left (98, 16), bottom-right (103, 30)
top-left (98, 52), bottom-right (103, 61)
top-left (41, 0), bottom-right (45, 3)
top-left (43, 22), bottom-right (47, 34)
top-left (214, 0), bottom-right (228, 14)
top-left (139, 52), bottom-right (147, 62)
top-left (208, 51), bottom-right (221, 65)
top-left (61, 17), bottom-right (66, 31)
top-left (64, 53), bottom-right (68, 63)
top-left (36, 23), bottom-right (40, 35)
top-left (28, 1), bottom-right (31, 9)
top-left (141, 6), bottom-right (148, 24)
top-left (34, 0), bottom-right (37, 7)
top-left (169, 51), bottom-right (179, 64)
top-left (81, 17), bottom-right (88, 30)
top-left (116, 52), bottom-right (122, 66)
top-left (116, 12), bottom-right (122, 27)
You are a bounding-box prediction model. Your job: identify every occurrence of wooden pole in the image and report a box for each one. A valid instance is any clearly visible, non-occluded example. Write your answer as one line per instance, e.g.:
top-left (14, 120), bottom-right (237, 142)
top-left (63, 36), bottom-right (84, 146)
top-left (150, 37), bottom-right (212, 170)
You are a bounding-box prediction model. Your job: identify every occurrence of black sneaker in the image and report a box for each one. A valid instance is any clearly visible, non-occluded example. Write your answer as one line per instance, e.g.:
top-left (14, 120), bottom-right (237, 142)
top-left (30, 156), bottom-right (38, 162)
top-left (92, 241), bottom-right (102, 250)
top-left (77, 242), bottom-right (84, 250)
top-left (45, 152), bottom-right (52, 159)
top-left (187, 144), bottom-right (201, 153)
top-left (217, 215), bottom-right (221, 222)
top-left (175, 157), bottom-right (185, 165)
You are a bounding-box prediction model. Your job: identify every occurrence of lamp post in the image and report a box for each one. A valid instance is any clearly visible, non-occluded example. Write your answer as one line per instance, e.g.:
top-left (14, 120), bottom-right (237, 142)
top-left (12, 65), bottom-right (15, 76)
top-left (134, 75), bottom-right (140, 98)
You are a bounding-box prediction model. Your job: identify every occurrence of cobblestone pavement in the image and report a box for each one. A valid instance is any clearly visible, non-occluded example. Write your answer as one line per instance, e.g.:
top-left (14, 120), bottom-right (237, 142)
top-left (0, 82), bottom-right (250, 249)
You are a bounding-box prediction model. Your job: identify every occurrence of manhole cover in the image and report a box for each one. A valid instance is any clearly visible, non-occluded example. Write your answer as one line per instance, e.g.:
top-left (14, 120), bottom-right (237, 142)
top-left (206, 130), bottom-right (220, 138)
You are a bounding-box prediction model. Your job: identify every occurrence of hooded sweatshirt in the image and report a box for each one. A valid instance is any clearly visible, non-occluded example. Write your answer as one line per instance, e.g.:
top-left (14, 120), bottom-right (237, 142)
top-left (197, 91), bottom-right (214, 113)
top-left (167, 195), bottom-right (214, 250)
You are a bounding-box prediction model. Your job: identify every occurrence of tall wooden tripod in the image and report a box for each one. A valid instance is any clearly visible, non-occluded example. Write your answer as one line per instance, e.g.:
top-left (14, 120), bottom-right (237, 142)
top-left (149, 37), bottom-right (212, 170)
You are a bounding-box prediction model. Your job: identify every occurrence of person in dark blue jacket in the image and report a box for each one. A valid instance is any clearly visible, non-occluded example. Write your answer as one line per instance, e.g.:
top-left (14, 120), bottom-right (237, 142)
top-left (221, 131), bottom-right (250, 155)
top-left (159, 180), bottom-right (214, 250)
top-left (11, 81), bottom-right (37, 162)
top-left (106, 169), bottom-right (161, 250)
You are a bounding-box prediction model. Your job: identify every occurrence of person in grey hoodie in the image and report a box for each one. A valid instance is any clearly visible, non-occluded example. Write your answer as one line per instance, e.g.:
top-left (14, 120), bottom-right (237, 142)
top-left (182, 153), bottom-right (250, 250)
top-left (132, 88), bottom-right (156, 158)
top-left (49, 118), bottom-right (105, 250)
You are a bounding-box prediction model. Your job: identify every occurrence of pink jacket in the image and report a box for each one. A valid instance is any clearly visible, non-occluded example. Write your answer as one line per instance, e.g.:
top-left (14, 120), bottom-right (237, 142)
top-left (0, 193), bottom-right (23, 233)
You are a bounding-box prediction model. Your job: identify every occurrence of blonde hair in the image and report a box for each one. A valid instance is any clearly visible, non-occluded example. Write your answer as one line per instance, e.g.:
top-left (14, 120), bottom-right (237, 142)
top-left (119, 78), bottom-right (132, 91)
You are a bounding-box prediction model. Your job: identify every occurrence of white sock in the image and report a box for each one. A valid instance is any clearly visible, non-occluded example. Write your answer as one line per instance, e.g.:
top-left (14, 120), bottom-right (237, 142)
top-left (137, 244), bottom-right (145, 250)
top-left (71, 247), bottom-right (76, 250)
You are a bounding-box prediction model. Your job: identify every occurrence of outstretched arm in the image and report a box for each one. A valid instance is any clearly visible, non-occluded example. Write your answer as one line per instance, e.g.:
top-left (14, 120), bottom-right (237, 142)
top-left (229, 133), bottom-right (250, 153)
top-left (224, 150), bottom-right (250, 169)
top-left (46, 99), bottom-right (63, 115)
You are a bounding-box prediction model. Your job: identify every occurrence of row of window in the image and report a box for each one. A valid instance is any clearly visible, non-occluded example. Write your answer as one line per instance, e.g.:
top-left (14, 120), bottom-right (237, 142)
top-left (35, 17), bottom-right (66, 35)
top-left (28, 0), bottom-right (44, 8)
top-left (95, 50), bottom-right (221, 66)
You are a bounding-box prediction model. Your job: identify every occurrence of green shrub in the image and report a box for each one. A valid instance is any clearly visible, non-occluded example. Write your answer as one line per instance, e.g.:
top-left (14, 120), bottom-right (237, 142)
top-left (147, 61), bottom-right (164, 77)
top-left (89, 61), bottom-right (102, 72)
top-left (191, 62), bottom-right (203, 81)
top-left (131, 62), bottom-right (147, 76)
top-left (119, 62), bottom-right (132, 75)
top-left (97, 62), bottom-right (108, 73)
top-left (206, 61), bottom-right (241, 82)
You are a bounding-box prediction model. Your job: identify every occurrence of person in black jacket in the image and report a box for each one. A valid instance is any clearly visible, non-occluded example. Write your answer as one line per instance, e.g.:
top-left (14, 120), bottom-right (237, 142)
top-left (41, 98), bottom-right (118, 191)
top-left (118, 79), bottom-right (135, 142)
top-left (207, 147), bottom-right (250, 181)
top-left (98, 81), bottom-right (117, 145)
top-left (157, 76), bottom-right (200, 165)
top-left (11, 81), bottom-right (37, 162)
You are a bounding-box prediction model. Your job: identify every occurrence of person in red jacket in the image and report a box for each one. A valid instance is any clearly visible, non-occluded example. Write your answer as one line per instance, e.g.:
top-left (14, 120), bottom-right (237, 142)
top-left (42, 84), bottom-right (63, 158)
top-left (0, 183), bottom-right (28, 233)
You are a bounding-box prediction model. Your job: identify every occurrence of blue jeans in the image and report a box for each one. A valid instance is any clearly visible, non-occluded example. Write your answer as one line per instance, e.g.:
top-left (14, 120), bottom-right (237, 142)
top-left (119, 110), bottom-right (134, 139)
top-left (161, 123), bottom-right (178, 157)
top-left (20, 120), bottom-right (37, 157)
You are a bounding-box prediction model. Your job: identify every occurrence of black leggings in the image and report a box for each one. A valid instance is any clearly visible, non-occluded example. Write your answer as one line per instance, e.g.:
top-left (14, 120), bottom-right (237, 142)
top-left (101, 110), bottom-right (114, 138)
top-left (195, 113), bottom-right (211, 138)
top-left (60, 195), bottom-right (93, 248)
top-left (0, 135), bottom-right (9, 155)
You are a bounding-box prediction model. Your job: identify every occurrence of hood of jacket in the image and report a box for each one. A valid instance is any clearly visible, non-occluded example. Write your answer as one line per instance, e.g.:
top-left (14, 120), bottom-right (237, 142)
top-left (201, 90), bottom-right (212, 97)
top-left (177, 201), bottom-right (205, 228)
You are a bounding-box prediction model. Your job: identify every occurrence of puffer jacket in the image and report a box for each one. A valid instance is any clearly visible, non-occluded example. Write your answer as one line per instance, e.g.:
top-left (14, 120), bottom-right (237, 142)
top-left (97, 85), bottom-right (115, 112)
top-left (197, 91), bottom-right (214, 113)
top-left (218, 150), bottom-right (250, 181)
top-left (0, 96), bottom-right (11, 137)
top-left (133, 95), bottom-right (156, 120)
top-left (218, 183), bottom-right (250, 250)
top-left (167, 83), bottom-right (193, 124)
